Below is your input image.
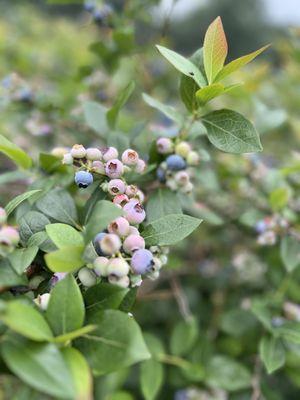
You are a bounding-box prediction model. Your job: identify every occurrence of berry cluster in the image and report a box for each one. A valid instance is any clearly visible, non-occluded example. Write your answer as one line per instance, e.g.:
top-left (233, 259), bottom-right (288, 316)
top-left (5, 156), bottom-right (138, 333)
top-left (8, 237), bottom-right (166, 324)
top-left (0, 207), bottom-right (20, 257)
top-left (156, 137), bottom-right (199, 193)
top-left (255, 215), bottom-right (288, 246)
top-left (58, 144), bottom-right (146, 189)
top-left (84, 1), bottom-right (114, 27)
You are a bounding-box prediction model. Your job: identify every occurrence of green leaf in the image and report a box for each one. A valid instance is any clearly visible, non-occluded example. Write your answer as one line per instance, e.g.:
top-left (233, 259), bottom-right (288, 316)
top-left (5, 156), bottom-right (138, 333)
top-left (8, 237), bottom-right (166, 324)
top-left (0, 301), bottom-right (53, 341)
top-left (107, 81), bottom-right (135, 128)
top-left (75, 310), bottom-right (150, 375)
top-left (280, 235), bottom-right (300, 273)
top-left (146, 189), bottom-right (182, 222)
top-left (84, 200), bottom-right (123, 244)
top-left (270, 187), bottom-right (290, 211)
top-left (46, 274), bottom-right (85, 336)
top-left (203, 16), bottom-right (228, 83)
top-left (0, 134), bottom-right (32, 169)
top-left (156, 45), bottom-right (206, 88)
top-left (275, 322), bottom-right (300, 344)
top-left (19, 211), bottom-right (51, 244)
top-left (202, 109), bottom-right (262, 153)
top-left (61, 347), bottom-right (93, 400)
top-left (0, 259), bottom-right (27, 288)
top-left (5, 190), bottom-right (42, 217)
top-left (35, 189), bottom-right (78, 227)
top-left (220, 309), bottom-right (257, 337)
top-left (142, 93), bottom-right (183, 125)
top-left (83, 101), bottom-right (109, 135)
top-left (215, 44), bottom-right (270, 82)
top-left (206, 356), bottom-right (251, 391)
top-left (45, 246), bottom-right (84, 273)
top-left (142, 214), bottom-right (202, 246)
top-left (8, 246), bottom-right (39, 275)
top-left (180, 48), bottom-right (206, 112)
top-left (259, 336), bottom-right (285, 374)
top-left (196, 83), bottom-right (224, 105)
top-left (1, 334), bottom-right (75, 399)
top-left (170, 317), bottom-right (198, 356)
top-left (140, 359), bottom-right (164, 400)
top-left (84, 282), bottom-right (129, 313)
top-left (46, 223), bottom-right (83, 249)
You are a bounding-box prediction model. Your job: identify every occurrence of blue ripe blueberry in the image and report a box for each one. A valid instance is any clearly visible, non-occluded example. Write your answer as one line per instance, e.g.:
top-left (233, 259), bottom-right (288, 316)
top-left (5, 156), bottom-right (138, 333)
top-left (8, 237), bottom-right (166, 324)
top-left (93, 232), bottom-right (107, 255)
top-left (156, 167), bottom-right (166, 183)
top-left (255, 220), bottom-right (267, 234)
top-left (84, 2), bottom-right (95, 12)
top-left (18, 87), bottom-right (33, 102)
top-left (131, 249), bottom-right (154, 275)
top-left (75, 171), bottom-right (93, 188)
top-left (166, 154), bottom-right (186, 171)
top-left (93, 9), bottom-right (104, 23)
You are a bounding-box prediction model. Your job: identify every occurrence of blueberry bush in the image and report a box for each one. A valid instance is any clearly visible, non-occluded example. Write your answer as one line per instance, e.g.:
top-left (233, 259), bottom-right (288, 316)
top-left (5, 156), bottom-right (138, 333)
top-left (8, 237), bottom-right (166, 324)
top-left (1, 1), bottom-right (300, 399)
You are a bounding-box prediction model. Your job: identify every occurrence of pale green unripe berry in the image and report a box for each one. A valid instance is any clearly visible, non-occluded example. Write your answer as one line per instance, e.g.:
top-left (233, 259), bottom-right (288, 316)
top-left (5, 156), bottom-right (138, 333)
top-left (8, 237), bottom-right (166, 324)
top-left (71, 144), bottom-right (86, 159)
top-left (175, 141), bottom-right (191, 158)
top-left (51, 147), bottom-right (69, 158)
top-left (181, 181), bottom-right (194, 194)
top-left (166, 178), bottom-right (178, 191)
top-left (108, 275), bottom-right (130, 288)
top-left (186, 151), bottom-right (200, 166)
top-left (153, 257), bottom-right (162, 271)
top-left (131, 274), bottom-right (142, 287)
top-left (86, 148), bottom-right (102, 161)
top-left (78, 267), bottom-right (97, 287)
top-left (148, 270), bottom-right (160, 280)
top-left (160, 254), bottom-right (168, 265)
top-left (35, 293), bottom-right (51, 310)
top-left (93, 256), bottom-right (109, 277)
top-left (107, 258), bottom-right (130, 277)
top-left (0, 207), bottom-right (7, 225)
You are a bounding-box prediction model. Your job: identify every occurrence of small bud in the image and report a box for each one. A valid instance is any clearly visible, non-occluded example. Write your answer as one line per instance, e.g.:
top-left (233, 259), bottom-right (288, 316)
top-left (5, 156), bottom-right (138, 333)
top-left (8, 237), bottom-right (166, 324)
top-left (156, 137), bottom-right (173, 154)
top-left (86, 147), bottom-right (102, 161)
top-left (71, 144), bottom-right (86, 159)
top-left (108, 179), bottom-right (126, 195)
top-left (175, 141), bottom-right (191, 158)
top-left (122, 149), bottom-right (139, 166)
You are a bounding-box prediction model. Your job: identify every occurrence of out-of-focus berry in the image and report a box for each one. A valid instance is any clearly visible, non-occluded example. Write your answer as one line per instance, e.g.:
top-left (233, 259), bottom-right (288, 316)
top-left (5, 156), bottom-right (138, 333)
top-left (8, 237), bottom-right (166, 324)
top-left (156, 138), bottom-right (173, 154)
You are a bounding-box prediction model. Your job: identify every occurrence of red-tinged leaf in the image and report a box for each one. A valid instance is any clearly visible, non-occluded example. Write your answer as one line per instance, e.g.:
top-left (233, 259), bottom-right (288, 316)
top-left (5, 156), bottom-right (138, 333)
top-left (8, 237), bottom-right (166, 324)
top-left (196, 83), bottom-right (224, 105)
top-left (214, 44), bottom-right (270, 82)
top-left (203, 16), bottom-right (228, 84)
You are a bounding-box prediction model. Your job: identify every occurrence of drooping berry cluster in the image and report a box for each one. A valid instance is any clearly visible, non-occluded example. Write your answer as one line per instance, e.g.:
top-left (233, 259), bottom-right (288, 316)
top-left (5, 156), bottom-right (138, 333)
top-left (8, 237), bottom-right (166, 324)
top-left (255, 215), bottom-right (289, 246)
top-left (0, 207), bottom-right (20, 257)
top-left (156, 137), bottom-right (200, 193)
top-left (57, 144), bottom-right (169, 288)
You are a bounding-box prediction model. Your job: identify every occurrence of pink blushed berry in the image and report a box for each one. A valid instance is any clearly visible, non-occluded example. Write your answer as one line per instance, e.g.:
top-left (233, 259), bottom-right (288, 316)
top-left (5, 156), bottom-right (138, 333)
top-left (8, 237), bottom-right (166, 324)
top-left (0, 226), bottom-right (20, 245)
top-left (123, 200), bottom-right (146, 224)
top-left (135, 159), bottom-right (146, 174)
top-left (121, 149), bottom-right (139, 166)
top-left (100, 233), bottom-right (122, 255)
top-left (113, 194), bottom-right (129, 207)
top-left (174, 171), bottom-right (190, 186)
top-left (101, 146), bottom-right (118, 162)
top-left (93, 256), bottom-right (109, 277)
top-left (86, 147), bottom-right (102, 161)
top-left (108, 179), bottom-right (126, 195)
top-left (107, 258), bottom-right (130, 277)
top-left (156, 137), bottom-right (173, 154)
top-left (105, 159), bottom-right (124, 179)
top-left (108, 217), bottom-right (130, 237)
top-left (123, 234), bottom-right (145, 254)
top-left (70, 144), bottom-right (86, 159)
